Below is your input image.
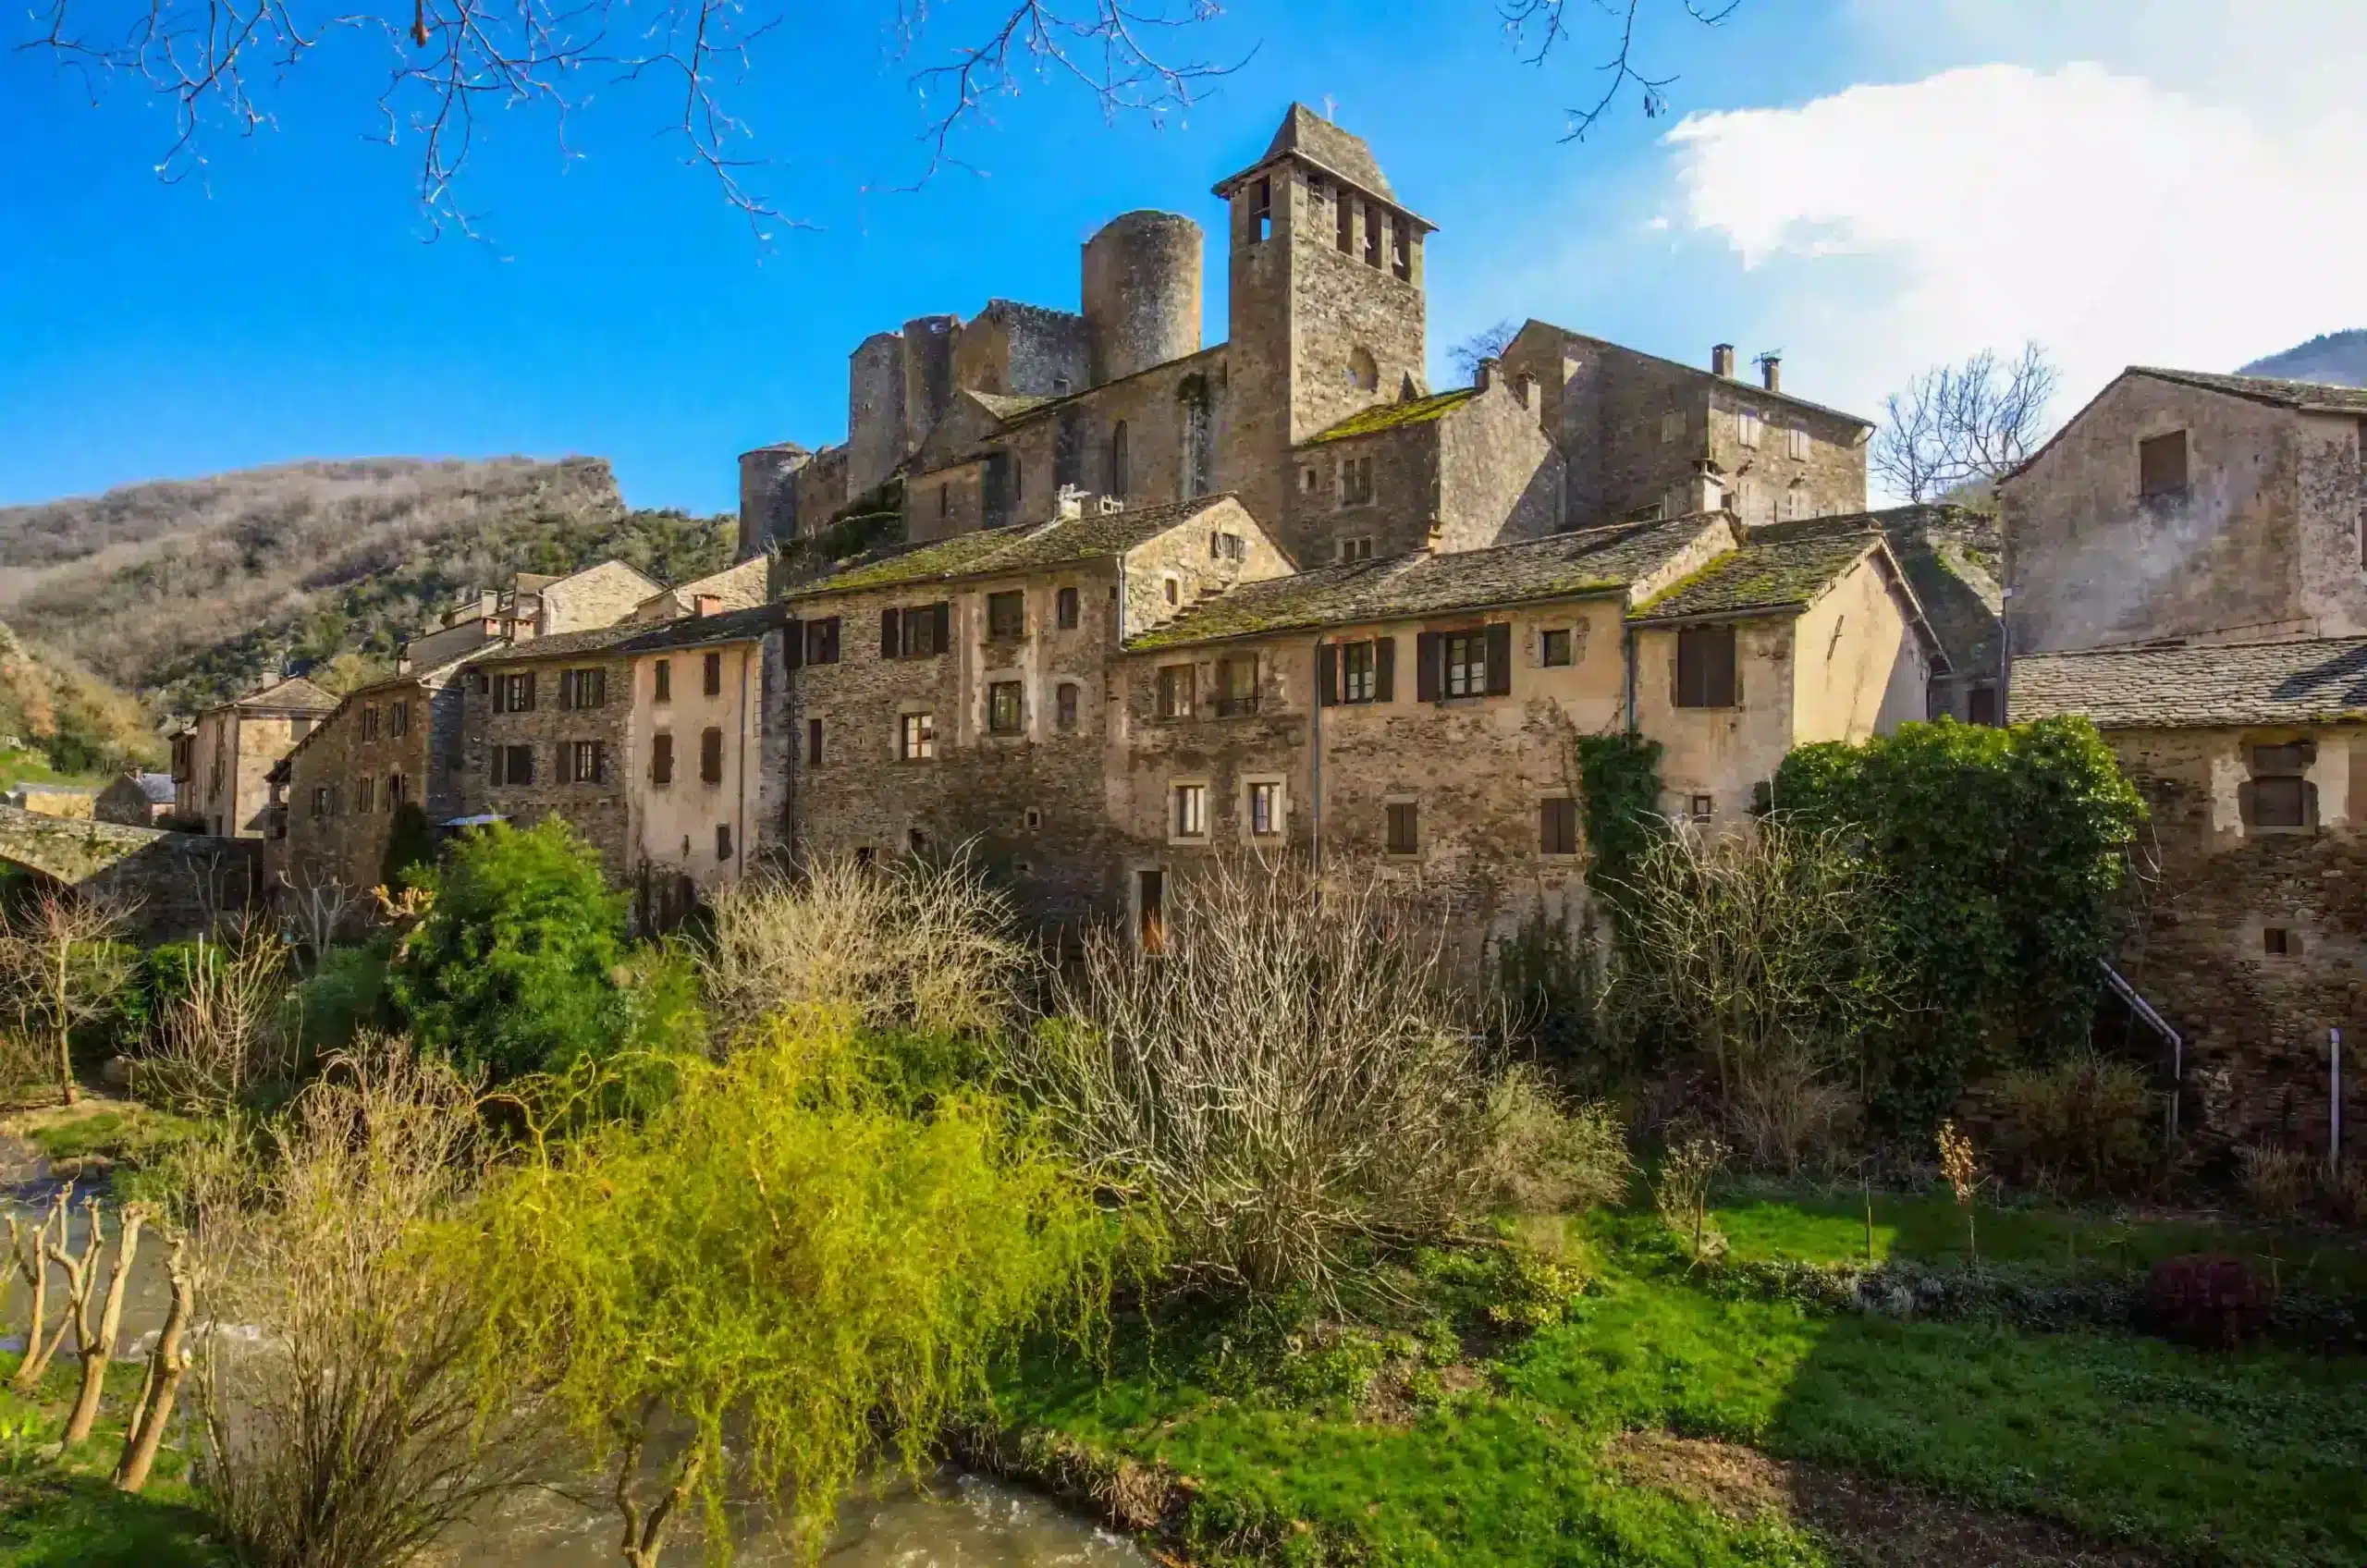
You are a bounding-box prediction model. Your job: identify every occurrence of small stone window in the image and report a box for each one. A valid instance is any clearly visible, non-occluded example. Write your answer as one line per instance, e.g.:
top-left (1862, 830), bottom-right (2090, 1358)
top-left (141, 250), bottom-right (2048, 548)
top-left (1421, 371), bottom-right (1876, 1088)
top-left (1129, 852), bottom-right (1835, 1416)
top-left (2242, 741), bottom-right (2316, 829)
top-left (361, 704), bottom-right (380, 741)
top-left (490, 743), bottom-right (534, 785)
top-left (804, 618), bottom-right (841, 666)
top-left (1056, 681), bottom-right (1080, 732)
top-left (1303, 467), bottom-right (1319, 495)
top-left (1247, 779), bottom-right (1283, 838)
top-left (987, 591), bottom-right (1026, 640)
top-left (311, 786), bottom-right (330, 818)
top-left (938, 484), bottom-right (950, 521)
top-left (1787, 426), bottom-right (1811, 461)
top-left (806, 717), bottom-right (824, 766)
top-left (1056, 586), bottom-right (1080, 630)
top-left (1539, 629), bottom-right (1574, 668)
top-left (2140, 430), bottom-right (2189, 501)
top-left (1215, 655), bottom-right (1258, 717)
top-left (1251, 177), bottom-right (1272, 244)
top-left (1338, 536), bottom-right (1374, 563)
top-left (1385, 800), bottom-right (1419, 856)
top-left (1171, 781), bottom-right (1208, 840)
top-left (654, 659), bottom-right (672, 702)
top-left (1539, 797), bottom-right (1578, 857)
top-left (559, 740), bottom-right (607, 785)
top-left (1346, 348), bottom-right (1380, 394)
top-left (1737, 410), bottom-right (1763, 448)
top-left (1340, 456), bottom-right (1375, 507)
top-left (356, 776), bottom-right (374, 813)
top-left (1363, 201), bottom-right (1382, 267)
top-left (1156, 664), bottom-right (1195, 720)
top-left (2263, 926), bottom-right (2298, 956)
top-left (899, 712), bottom-right (936, 762)
top-left (1687, 794), bottom-right (1714, 823)
top-left (559, 668), bottom-right (607, 709)
top-left (389, 701), bottom-right (410, 738)
top-left (717, 824), bottom-right (734, 862)
top-left (988, 680), bottom-right (1024, 735)
top-left (1163, 577), bottom-right (1180, 607)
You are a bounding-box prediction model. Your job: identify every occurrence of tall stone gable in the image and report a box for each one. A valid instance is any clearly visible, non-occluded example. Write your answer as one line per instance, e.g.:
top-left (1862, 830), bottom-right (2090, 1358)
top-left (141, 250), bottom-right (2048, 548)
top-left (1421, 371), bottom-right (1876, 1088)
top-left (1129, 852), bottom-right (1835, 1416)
top-left (1216, 105), bottom-right (1433, 552)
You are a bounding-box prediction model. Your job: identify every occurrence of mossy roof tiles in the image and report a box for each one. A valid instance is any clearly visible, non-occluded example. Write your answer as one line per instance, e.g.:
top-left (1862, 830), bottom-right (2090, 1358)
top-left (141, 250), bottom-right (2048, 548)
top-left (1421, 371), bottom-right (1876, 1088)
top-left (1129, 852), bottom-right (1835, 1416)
top-left (1303, 387), bottom-right (1478, 446)
top-left (465, 623), bottom-right (644, 666)
top-left (1874, 505), bottom-right (2003, 675)
top-left (2013, 635), bottom-right (2367, 729)
top-left (786, 496), bottom-right (1240, 599)
top-left (1124, 518), bottom-right (1711, 651)
top-left (2132, 366), bottom-right (2367, 415)
top-left (1629, 516), bottom-right (1880, 623)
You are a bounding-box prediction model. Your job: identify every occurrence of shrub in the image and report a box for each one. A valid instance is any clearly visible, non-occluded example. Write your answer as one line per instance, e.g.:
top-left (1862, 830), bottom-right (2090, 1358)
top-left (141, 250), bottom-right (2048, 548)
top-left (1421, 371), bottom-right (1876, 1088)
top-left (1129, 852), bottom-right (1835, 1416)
top-left (2237, 1143), bottom-right (2314, 1218)
top-left (378, 801), bottom-right (437, 890)
top-left (1652, 1132), bottom-right (1728, 1262)
top-left (138, 914), bottom-right (295, 1111)
top-left (386, 817), bottom-right (633, 1079)
top-left (2148, 1253), bottom-right (2272, 1349)
top-left (1993, 1051), bottom-right (2156, 1195)
top-left (700, 853), bottom-right (1025, 1048)
top-left (1470, 1067), bottom-right (1632, 1214)
top-left (1009, 856), bottom-right (1502, 1301)
top-left (2328, 1160), bottom-right (2367, 1226)
top-left (286, 941), bottom-right (391, 1055)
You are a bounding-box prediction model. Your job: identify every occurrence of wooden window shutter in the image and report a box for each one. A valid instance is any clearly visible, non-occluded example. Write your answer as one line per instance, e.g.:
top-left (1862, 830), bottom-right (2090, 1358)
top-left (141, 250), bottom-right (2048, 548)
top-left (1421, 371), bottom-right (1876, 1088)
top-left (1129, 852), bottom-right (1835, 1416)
top-left (1374, 635), bottom-right (1395, 702)
top-left (1484, 623), bottom-right (1513, 696)
top-left (881, 607), bottom-right (901, 658)
top-left (652, 732), bottom-right (672, 785)
top-left (490, 746), bottom-right (506, 786)
top-left (1415, 632), bottom-right (1441, 703)
top-left (520, 672), bottom-right (534, 712)
top-left (701, 728), bottom-right (724, 783)
top-left (559, 670), bottom-right (575, 710)
top-left (1317, 643), bottom-right (1339, 707)
top-left (931, 602), bottom-right (951, 652)
top-left (785, 619), bottom-right (803, 669)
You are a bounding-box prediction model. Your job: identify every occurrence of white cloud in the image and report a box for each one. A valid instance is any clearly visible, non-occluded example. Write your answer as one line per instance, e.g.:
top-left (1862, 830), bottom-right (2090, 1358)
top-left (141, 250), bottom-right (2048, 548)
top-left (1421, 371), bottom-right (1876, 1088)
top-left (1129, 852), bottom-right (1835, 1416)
top-left (1660, 58), bottom-right (2367, 444)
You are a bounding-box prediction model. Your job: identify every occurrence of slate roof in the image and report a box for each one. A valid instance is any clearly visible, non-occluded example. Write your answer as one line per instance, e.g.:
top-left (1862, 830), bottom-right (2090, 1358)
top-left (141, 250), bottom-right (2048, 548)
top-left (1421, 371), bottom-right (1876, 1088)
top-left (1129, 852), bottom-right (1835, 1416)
top-left (465, 622), bottom-right (644, 666)
top-left (968, 391), bottom-right (1055, 423)
top-left (1125, 517), bottom-right (1717, 651)
top-left (1304, 387), bottom-right (1478, 445)
top-left (217, 676), bottom-right (337, 715)
top-left (1539, 325), bottom-right (1875, 433)
top-left (1873, 506), bottom-right (2004, 677)
top-left (617, 603), bottom-right (791, 654)
top-left (125, 772), bottom-right (176, 804)
top-left (1220, 103), bottom-right (1401, 202)
top-left (2012, 636), bottom-right (2367, 729)
top-left (1630, 515), bottom-right (1882, 623)
top-left (2132, 367), bottom-right (2367, 415)
top-left (787, 496), bottom-right (1245, 600)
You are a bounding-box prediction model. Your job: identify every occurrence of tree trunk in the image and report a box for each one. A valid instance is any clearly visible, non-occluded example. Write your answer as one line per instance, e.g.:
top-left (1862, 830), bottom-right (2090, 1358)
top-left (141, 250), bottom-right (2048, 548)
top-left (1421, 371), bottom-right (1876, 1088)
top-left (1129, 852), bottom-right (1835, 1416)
top-left (116, 1236), bottom-right (191, 1493)
top-left (617, 1430), bottom-right (706, 1568)
top-left (12, 1194), bottom-right (71, 1389)
top-left (54, 942), bottom-right (79, 1106)
top-left (66, 1207), bottom-right (142, 1445)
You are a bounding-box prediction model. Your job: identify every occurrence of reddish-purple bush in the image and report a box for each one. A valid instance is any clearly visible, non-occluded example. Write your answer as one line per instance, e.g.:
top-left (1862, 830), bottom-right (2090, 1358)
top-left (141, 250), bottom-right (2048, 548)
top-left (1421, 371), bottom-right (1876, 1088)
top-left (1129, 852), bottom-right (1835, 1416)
top-left (2148, 1253), bottom-right (2273, 1349)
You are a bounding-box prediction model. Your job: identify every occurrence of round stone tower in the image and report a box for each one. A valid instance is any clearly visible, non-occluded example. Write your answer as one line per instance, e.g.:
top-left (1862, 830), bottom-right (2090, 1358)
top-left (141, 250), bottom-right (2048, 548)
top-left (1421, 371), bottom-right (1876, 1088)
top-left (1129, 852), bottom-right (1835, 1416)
top-left (1082, 211), bottom-right (1203, 387)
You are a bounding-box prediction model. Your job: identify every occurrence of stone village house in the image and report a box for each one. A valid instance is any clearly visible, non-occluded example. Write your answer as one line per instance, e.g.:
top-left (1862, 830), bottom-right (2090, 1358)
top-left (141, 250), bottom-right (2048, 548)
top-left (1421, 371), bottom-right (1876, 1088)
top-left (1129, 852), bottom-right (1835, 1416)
top-left (2004, 367), bottom-right (2367, 1157)
top-left (171, 676), bottom-right (337, 839)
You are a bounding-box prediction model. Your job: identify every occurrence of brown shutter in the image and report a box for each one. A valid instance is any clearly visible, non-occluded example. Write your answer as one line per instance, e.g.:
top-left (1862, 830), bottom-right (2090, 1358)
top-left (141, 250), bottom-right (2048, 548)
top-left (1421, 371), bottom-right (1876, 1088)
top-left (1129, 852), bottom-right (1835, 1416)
top-left (785, 620), bottom-right (803, 669)
top-left (701, 728), bottom-right (724, 783)
top-left (881, 607), bottom-right (901, 658)
top-left (521, 672), bottom-right (535, 712)
top-left (1415, 632), bottom-right (1441, 703)
top-left (1485, 623), bottom-right (1513, 696)
top-left (1374, 635), bottom-right (1395, 702)
top-left (652, 732), bottom-right (672, 785)
top-left (1317, 643), bottom-right (1338, 707)
top-left (931, 601), bottom-right (951, 653)
top-left (704, 653), bottom-right (722, 696)
top-left (490, 746), bottom-right (506, 786)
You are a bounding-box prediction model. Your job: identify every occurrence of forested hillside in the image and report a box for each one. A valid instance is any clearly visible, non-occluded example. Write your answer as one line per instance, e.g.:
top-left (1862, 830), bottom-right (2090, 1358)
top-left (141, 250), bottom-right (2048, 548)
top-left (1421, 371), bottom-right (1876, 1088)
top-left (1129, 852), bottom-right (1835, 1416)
top-left (0, 620), bottom-right (163, 787)
top-left (2238, 329), bottom-right (2367, 387)
top-left (0, 457), bottom-right (733, 717)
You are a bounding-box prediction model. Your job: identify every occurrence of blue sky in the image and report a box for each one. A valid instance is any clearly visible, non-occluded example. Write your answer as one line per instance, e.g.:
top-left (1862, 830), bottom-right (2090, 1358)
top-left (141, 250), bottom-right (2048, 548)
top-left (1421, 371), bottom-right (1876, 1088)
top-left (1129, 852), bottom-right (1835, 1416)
top-left (4, 0), bottom-right (2361, 512)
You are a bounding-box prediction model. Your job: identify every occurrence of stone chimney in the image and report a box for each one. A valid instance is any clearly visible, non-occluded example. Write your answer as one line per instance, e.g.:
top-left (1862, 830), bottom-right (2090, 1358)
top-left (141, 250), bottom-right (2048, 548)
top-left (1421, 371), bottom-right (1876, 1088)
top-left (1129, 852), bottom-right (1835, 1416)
top-left (1711, 343), bottom-right (1735, 378)
top-left (693, 594), bottom-right (722, 619)
top-left (1475, 357), bottom-right (1498, 393)
top-left (1758, 352), bottom-right (1782, 392)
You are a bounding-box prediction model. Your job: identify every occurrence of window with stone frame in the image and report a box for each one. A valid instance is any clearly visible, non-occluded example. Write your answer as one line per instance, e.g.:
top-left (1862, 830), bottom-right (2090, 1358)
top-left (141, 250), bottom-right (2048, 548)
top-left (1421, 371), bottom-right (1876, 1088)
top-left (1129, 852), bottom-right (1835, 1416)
top-left (1737, 410), bottom-right (1763, 448)
top-left (1215, 655), bottom-right (1259, 717)
top-left (1385, 800), bottom-right (1418, 855)
top-left (803, 617), bottom-right (841, 666)
top-left (2241, 741), bottom-right (2316, 829)
top-left (560, 668), bottom-right (607, 709)
top-left (987, 591), bottom-right (1026, 640)
top-left (386, 773), bottom-right (408, 808)
top-left (1171, 781), bottom-right (1208, 839)
top-left (311, 785), bottom-right (330, 818)
top-left (558, 740), bottom-right (607, 785)
top-left (655, 658), bottom-right (672, 702)
top-left (356, 776), bottom-right (374, 813)
top-left (1338, 536), bottom-right (1375, 563)
top-left (1056, 586), bottom-right (1080, 630)
top-left (1156, 664), bottom-right (1196, 720)
top-left (490, 743), bottom-right (534, 786)
top-left (1251, 177), bottom-right (1272, 244)
top-left (1787, 426), bottom-right (1811, 461)
top-left (1539, 628), bottom-right (1575, 668)
top-left (1055, 681), bottom-right (1081, 732)
top-left (883, 603), bottom-right (951, 659)
top-left (1322, 636), bottom-right (1393, 705)
top-left (391, 701), bottom-right (410, 738)
top-left (1247, 779), bottom-right (1283, 838)
top-left (2140, 430), bottom-right (2189, 501)
top-left (494, 671), bottom-right (535, 714)
top-left (361, 704), bottom-right (380, 741)
top-left (806, 718), bottom-right (823, 766)
top-left (899, 712), bottom-right (936, 762)
top-left (1443, 631), bottom-right (1488, 697)
top-left (1340, 456), bottom-right (1375, 507)
top-left (988, 680), bottom-right (1024, 735)
top-left (1674, 624), bottom-right (1739, 708)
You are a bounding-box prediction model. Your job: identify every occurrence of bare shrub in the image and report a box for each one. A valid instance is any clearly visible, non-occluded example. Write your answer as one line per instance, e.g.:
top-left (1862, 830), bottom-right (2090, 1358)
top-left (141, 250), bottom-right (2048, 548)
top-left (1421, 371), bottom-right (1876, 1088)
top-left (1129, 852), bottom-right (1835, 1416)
top-left (2327, 1160), bottom-right (2367, 1226)
top-left (1652, 1133), bottom-right (1727, 1262)
top-left (1993, 1051), bottom-right (2155, 1196)
top-left (1011, 856), bottom-right (1499, 1300)
top-left (140, 914), bottom-right (295, 1110)
top-left (1608, 820), bottom-right (1895, 1168)
top-left (700, 852), bottom-right (1027, 1048)
top-left (1473, 1068), bottom-right (1633, 1214)
top-left (2236, 1143), bottom-right (2313, 1218)
top-left (198, 1034), bottom-right (540, 1568)
top-left (0, 886), bottom-right (134, 1104)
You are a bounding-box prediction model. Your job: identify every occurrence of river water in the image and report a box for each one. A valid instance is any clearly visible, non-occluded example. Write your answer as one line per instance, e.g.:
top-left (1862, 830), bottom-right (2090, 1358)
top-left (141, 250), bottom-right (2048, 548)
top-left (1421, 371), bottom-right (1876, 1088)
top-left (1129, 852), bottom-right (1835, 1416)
top-left (3, 1156), bottom-right (1147, 1568)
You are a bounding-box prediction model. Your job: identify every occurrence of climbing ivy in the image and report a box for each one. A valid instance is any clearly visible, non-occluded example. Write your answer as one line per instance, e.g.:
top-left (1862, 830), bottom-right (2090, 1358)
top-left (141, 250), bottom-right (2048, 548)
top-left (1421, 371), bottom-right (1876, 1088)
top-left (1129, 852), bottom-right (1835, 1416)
top-left (1771, 717), bottom-right (2147, 1133)
top-left (1571, 731), bottom-right (1666, 901)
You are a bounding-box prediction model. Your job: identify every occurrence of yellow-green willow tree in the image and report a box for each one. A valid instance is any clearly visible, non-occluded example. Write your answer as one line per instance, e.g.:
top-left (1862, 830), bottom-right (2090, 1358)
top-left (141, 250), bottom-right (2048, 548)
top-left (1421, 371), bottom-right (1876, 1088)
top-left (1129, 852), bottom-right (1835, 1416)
top-left (459, 1011), bottom-right (1134, 1567)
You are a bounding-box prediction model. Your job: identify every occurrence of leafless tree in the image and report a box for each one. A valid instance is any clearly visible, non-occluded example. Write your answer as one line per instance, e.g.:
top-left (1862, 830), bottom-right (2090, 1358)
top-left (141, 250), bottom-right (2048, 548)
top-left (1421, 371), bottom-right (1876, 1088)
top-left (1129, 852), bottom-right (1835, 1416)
top-left (1871, 341), bottom-right (2062, 504)
top-left (54, 1198), bottom-right (144, 1447)
top-left (6, 1192), bottom-right (74, 1390)
top-left (281, 870), bottom-right (362, 960)
top-left (19, 0), bottom-right (1235, 238)
top-left (1502, 0), bottom-right (1743, 141)
top-left (115, 1227), bottom-right (197, 1493)
top-left (1449, 318), bottom-right (1521, 383)
top-left (0, 885), bottom-right (135, 1105)
top-left (141, 914), bottom-right (296, 1111)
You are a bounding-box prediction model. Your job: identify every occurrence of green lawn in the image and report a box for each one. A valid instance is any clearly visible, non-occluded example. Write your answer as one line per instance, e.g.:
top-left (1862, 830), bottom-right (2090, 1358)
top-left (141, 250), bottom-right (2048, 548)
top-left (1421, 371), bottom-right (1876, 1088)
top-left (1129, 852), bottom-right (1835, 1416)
top-left (0, 1354), bottom-right (228, 1568)
top-left (994, 1220), bottom-right (2367, 1567)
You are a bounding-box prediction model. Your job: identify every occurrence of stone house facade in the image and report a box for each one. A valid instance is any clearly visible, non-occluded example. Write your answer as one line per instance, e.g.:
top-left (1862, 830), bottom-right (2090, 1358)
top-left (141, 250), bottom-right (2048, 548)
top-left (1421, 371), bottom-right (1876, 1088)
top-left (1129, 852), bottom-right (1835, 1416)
top-left (2002, 368), bottom-right (2367, 657)
top-left (274, 659), bottom-right (471, 898)
top-left (618, 605), bottom-right (785, 919)
top-left (170, 676), bottom-right (337, 839)
top-left (94, 772), bottom-right (177, 827)
top-left (2015, 637), bottom-right (2367, 1157)
top-left (457, 627), bottom-right (642, 879)
top-left (401, 561), bottom-right (666, 670)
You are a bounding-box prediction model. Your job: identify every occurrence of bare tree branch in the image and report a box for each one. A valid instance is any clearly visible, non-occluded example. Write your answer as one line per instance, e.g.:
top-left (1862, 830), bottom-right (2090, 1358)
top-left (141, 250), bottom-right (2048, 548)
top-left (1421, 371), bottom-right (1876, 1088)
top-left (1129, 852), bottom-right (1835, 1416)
top-left (1448, 318), bottom-right (1519, 383)
top-left (1871, 341), bottom-right (2062, 505)
top-left (1501, 0), bottom-right (1742, 141)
